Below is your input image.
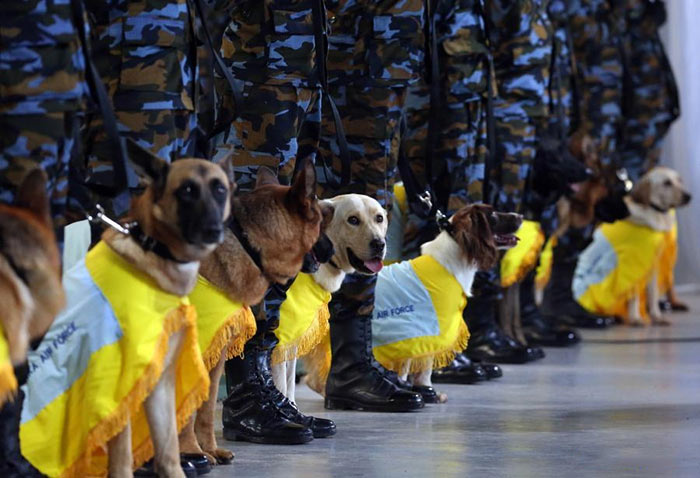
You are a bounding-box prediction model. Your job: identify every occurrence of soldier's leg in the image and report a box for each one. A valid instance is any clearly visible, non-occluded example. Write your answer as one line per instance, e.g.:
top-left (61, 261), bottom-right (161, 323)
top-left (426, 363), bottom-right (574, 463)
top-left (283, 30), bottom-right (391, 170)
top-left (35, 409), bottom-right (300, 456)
top-left (220, 86), bottom-right (331, 443)
top-left (319, 84), bottom-right (423, 412)
top-left (215, 83), bottom-right (314, 190)
top-left (0, 112), bottom-right (79, 244)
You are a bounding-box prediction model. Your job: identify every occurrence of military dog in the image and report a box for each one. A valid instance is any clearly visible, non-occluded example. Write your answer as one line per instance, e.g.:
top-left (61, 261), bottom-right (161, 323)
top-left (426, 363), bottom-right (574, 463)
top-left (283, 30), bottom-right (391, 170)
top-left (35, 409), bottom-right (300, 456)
top-left (178, 160), bottom-right (326, 463)
top-left (0, 169), bottom-right (64, 370)
top-left (21, 142), bottom-right (233, 478)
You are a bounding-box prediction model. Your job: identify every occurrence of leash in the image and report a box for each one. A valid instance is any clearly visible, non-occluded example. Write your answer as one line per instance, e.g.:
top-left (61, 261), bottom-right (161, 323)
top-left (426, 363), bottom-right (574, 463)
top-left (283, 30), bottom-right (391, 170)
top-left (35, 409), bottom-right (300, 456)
top-left (310, 0), bottom-right (351, 189)
top-left (86, 205), bottom-right (187, 263)
top-left (69, 0), bottom-right (135, 198)
top-left (190, 0), bottom-right (244, 145)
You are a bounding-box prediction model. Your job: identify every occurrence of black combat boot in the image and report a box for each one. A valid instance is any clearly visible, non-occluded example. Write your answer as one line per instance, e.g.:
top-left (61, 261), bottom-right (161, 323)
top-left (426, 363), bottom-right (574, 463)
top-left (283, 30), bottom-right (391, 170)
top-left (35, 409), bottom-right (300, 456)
top-left (222, 335), bottom-right (314, 444)
top-left (431, 353), bottom-right (489, 384)
top-left (0, 364), bottom-right (44, 478)
top-left (541, 227), bottom-right (614, 329)
top-left (520, 271), bottom-right (580, 347)
top-left (464, 272), bottom-right (544, 364)
top-left (324, 274), bottom-right (424, 412)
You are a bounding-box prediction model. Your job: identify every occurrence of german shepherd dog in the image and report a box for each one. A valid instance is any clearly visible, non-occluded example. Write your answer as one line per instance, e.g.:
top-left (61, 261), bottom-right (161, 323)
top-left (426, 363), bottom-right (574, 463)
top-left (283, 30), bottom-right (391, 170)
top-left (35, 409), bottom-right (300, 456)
top-left (58, 143), bottom-right (230, 478)
top-left (178, 160), bottom-right (327, 464)
top-left (0, 169), bottom-right (65, 369)
top-left (0, 170), bottom-right (64, 476)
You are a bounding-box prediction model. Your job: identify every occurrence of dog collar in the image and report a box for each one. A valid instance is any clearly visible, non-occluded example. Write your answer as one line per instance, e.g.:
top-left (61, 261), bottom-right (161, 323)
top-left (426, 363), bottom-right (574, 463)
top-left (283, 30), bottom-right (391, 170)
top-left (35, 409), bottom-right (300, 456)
top-left (435, 210), bottom-right (454, 234)
top-left (128, 223), bottom-right (188, 264)
top-left (227, 214), bottom-right (267, 277)
top-left (649, 202), bottom-right (669, 213)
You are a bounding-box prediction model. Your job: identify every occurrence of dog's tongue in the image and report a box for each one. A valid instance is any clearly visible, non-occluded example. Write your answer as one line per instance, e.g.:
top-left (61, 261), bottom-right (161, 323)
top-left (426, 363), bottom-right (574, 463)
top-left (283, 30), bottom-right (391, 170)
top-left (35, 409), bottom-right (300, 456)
top-left (364, 259), bottom-right (384, 273)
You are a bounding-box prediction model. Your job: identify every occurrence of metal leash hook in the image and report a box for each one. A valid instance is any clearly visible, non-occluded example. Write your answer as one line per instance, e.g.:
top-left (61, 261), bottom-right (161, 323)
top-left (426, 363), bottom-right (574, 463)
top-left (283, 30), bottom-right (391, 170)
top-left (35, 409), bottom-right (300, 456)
top-left (617, 168), bottom-right (634, 193)
top-left (435, 209), bottom-right (453, 232)
top-left (86, 204), bottom-right (131, 235)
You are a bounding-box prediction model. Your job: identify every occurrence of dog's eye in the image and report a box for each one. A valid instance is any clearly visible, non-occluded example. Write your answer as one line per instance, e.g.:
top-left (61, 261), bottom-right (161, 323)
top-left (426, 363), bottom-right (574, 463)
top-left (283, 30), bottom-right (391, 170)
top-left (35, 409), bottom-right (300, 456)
top-left (347, 215), bottom-right (360, 226)
top-left (177, 181), bottom-right (199, 201)
top-left (376, 214), bottom-right (384, 224)
top-left (664, 179), bottom-right (673, 187)
top-left (211, 179), bottom-right (228, 202)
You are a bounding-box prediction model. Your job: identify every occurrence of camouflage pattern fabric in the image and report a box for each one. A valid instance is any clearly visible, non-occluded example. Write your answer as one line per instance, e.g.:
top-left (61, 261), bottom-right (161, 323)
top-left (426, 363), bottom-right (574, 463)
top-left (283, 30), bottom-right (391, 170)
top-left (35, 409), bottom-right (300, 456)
top-left (486, 0), bottom-right (552, 214)
top-left (317, 84), bottom-right (407, 209)
top-left (0, 113), bottom-right (79, 240)
top-left (220, 0), bottom-right (321, 88)
top-left (619, 0), bottom-right (679, 180)
top-left (0, 0), bottom-right (90, 238)
top-left (320, 0), bottom-right (425, 327)
top-left (569, 0), bottom-right (625, 165)
top-left (325, 0), bottom-right (425, 87)
top-left (86, 0), bottom-right (196, 112)
top-left (214, 83), bottom-right (322, 190)
top-left (399, 0), bottom-right (491, 259)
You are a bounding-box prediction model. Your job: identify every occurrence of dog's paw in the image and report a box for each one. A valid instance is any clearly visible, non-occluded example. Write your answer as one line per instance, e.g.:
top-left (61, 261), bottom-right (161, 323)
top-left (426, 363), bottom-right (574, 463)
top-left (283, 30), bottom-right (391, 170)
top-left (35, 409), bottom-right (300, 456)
top-left (204, 448), bottom-right (234, 465)
top-left (437, 392), bottom-right (448, 404)
top-left (651, 316), bottom-right (672, 327)
top-left (629, 319), bottom-right (644, 327)
top-left (670, 300), bottom-right (689, 312)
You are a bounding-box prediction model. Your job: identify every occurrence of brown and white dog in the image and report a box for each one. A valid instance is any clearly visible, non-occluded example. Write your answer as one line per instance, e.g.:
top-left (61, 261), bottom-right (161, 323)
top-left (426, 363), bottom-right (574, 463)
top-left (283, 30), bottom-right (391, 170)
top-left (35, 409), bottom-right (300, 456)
top-left (178, 161), bottom-right (327, 463)
top-left (102, 144), bottom-right (234, 478)
top-left (271, 193), bottom-right (389, 402)
top-left (392, 205), bottom-right (522, 402)
top-left (624, 167), bottom-right (691, 325)
top-left (0, 169), bottom-right (64, 368)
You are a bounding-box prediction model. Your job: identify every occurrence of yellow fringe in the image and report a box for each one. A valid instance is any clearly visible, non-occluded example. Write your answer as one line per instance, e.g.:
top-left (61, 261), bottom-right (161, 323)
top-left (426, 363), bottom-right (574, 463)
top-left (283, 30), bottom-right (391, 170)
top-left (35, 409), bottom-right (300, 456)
top-left (0, 361), bottom-right (17, 408)
top-left (301, 331), bottom-right (332, 397)
top-left (501, 229), bottom-right (546, 288)
top-left (271, 305), bottom-right (330, 366)
top-left (535, 236), bottom-right (557, 291)
top-left (377, 321), bottom-right (470, 375)
top-left (198, 307), bottom-right (256, 369)
top-left (62, 305), bottom-right (210, 478)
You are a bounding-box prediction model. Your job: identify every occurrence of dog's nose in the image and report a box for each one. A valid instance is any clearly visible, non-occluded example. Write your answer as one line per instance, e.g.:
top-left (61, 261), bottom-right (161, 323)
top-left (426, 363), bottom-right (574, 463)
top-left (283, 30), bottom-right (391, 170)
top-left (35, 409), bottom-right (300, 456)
top-left (201, 226), bottom-right (223, 244)
top-left (370, 238), bottom-right (385, 256)
top-left (682, 192), bottom-right (692, 205)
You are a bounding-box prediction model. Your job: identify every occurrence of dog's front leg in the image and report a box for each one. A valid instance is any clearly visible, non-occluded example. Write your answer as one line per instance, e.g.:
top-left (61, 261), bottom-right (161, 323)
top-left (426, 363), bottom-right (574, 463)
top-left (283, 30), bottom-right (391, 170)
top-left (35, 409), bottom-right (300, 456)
top-left (627, 293), bottom-right (644, 326)
top-left (285, 357), bottom-right (297, 403)
top-left (144, 331), bottom-right (185, 478)
top-left (194, 353), bottom-right (234, 464)
top-left (647, 271), bottom-right (670, 326)
top-left (108, 419), bottom-right (133, 478)
top-left (271, 360), bottom-right (287, 398)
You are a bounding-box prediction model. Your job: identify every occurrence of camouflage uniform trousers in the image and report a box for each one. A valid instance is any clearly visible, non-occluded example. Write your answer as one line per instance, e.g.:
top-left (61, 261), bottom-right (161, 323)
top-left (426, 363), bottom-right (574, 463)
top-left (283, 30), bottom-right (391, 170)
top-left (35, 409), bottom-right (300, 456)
top-left (400, 83), bottom-right (489, 259)
top-left (214, 83), bottom-right (322, 191)
top-left (0, 112), bottom-right (80, 242)
top-left (73, 109), bottom-right (198, 218)
top-left (491, 108), bottom-right (538, 215)
top-left (318, 83), bottom-right (408, 329)
top-left (619, 13), bottom-right (679, 180)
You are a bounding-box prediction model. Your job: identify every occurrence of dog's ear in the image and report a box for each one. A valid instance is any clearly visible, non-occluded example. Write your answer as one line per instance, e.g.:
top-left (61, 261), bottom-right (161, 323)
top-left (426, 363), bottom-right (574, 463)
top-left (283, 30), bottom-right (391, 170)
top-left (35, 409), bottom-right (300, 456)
top-left (288, 160), bottom-right (318, 221)
top-left (630, 176), bottom-right (652, 206)
top-left (255, 166), bottom-right (280, 188)
top-left (126, 139), bottom-right (169, 191)
top-left (451, 207), bottom-right (499, 270)
top-left (217, 152), bottom-right (238, 192)
top-left (15, 168), bottom-right (52, 228)
top-left (320, 201), bottom-right (335, 230)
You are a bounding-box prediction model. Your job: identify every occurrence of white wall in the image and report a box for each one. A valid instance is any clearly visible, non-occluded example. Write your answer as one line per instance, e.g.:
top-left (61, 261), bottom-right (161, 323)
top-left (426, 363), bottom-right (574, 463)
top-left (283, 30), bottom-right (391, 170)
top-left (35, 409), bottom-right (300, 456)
top-left (661, 0), bottom-right (700, 286)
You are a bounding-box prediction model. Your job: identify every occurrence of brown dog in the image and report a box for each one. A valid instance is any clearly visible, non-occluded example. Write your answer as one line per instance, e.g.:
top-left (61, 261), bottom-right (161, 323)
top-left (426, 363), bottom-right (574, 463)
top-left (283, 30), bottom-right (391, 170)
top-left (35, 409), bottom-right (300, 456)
top-left (0, 169), bottom-right (64, 368)
top-left (178, 160), bottom-right (325, 464)
top-left (101, 144), bottom-right (234, 478)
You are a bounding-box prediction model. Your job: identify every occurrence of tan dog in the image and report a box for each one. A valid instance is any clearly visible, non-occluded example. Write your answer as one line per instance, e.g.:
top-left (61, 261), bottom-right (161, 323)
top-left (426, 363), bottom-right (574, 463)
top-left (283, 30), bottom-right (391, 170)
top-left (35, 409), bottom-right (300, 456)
top-left (178, 161), bottom-right (325, 464)
top-left (0, 169), bottom-right (64, 367)
top-left (102, 144), bottom-right (233, 478)
top-left (624, 167), bottom-right (691, 325)
top-left (271, 193), bottom-right (388, 402)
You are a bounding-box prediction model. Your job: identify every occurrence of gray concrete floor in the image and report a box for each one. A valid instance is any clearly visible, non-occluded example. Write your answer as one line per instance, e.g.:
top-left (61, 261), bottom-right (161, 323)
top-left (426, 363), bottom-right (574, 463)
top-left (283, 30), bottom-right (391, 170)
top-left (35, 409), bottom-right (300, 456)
top-left (207, 294), bottom-right (700, 478)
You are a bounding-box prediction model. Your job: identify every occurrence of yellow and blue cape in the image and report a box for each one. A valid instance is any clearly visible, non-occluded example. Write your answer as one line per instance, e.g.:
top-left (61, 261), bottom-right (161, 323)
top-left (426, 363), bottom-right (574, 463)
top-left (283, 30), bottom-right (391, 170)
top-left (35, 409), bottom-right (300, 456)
top-left (372, 254), bottom-right (469, 374)
top-left (573, 219), bottom-right (666, 321)
top-left (21, 241), bottom-right (209, 478)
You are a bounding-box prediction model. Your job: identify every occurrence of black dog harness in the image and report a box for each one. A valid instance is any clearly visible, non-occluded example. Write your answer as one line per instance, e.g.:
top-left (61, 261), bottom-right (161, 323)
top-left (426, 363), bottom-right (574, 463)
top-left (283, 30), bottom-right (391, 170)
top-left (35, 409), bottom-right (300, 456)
top-left (227, 214), bottom-right (269, 280)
